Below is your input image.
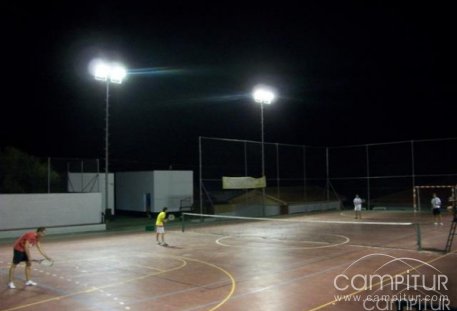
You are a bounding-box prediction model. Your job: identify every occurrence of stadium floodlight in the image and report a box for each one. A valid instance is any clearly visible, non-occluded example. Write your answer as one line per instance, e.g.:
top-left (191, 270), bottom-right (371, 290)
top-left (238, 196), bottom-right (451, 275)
top-left (94, 61), bottom-right (127, 84)
top-left (253, 87), bottom-right (275, 105)
top-left (252, 86), bottom-right (276, 178)
top-left (252, 85), bottom-right (276, 215)
top-left (91, 60), bottom-right (127, 222)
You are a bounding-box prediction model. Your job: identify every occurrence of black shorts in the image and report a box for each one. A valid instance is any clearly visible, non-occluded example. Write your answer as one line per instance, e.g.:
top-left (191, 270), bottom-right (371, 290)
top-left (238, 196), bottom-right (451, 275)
top-left (432, 208), bottom-right (441, 216)
top-left (12, 249), bottom-right (29, 265)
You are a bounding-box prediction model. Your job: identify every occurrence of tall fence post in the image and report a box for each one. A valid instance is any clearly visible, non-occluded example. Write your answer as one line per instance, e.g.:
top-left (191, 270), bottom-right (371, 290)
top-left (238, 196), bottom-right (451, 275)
top-left (416, 223), bottom-right (422, 251)
top-left (366, 145), bottom-right (370, 210)
top-left (48, 157), bottom-right (51, 193)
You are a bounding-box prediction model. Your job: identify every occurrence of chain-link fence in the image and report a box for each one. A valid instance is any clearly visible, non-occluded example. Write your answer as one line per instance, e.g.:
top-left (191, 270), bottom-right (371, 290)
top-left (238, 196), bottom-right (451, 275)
top-left (0, 156), bottom-right (102, 194)
top-left (44, 158), bottom-right (102, 193)
top-left (198, 137), bottom-right (336, 214)
top-left (2, 137), bottom-right (456, 212)
top-left (0, 146), bottom-right (103, 194)
top-left (329, 138), bottom-right (457, 209)
top-left (199, 137), bottom-right (457, 213)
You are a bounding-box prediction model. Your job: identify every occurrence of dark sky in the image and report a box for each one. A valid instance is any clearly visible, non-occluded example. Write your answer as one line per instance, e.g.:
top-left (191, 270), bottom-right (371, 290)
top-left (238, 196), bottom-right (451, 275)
top-left (2, 2), bottom-right (456, 169)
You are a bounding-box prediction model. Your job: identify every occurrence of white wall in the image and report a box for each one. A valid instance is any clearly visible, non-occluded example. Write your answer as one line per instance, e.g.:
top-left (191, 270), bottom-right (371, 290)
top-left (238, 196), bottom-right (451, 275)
top-left (116, 170), bottom-right (193, 213)
top-left (288, 201), bottom-right (341, 213)
top-left (153, 171), bottom-right (193, 212)
top-left (116, 171), bottom-right (155, 212)
top-left (215, 201), bottom-right (341, 217)
top-left (0, 193), bottom-right (103, 230)
top-left (68, 173), bottom-right (114, 215)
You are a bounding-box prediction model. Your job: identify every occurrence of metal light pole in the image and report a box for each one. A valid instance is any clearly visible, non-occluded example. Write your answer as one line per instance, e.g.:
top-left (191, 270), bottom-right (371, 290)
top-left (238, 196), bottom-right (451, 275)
top-left (92, 60), bottom-right (126, 222)
top-left (104, 80), bottom-right (110, 221)
top-left (253, 86), bottom-right (275, 214)
top-left (260, 102), bottom-right (266, 178)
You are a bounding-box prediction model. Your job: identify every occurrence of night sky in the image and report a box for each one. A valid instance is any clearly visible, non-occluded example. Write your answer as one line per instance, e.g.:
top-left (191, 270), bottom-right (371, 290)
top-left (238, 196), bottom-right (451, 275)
top-left (2, 2), bottom-right (456, 170)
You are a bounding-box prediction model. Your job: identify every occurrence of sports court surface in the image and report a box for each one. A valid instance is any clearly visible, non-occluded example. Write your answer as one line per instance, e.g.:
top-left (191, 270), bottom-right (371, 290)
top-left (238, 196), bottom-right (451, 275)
top-left (1, 210), bottom-right (456, 311)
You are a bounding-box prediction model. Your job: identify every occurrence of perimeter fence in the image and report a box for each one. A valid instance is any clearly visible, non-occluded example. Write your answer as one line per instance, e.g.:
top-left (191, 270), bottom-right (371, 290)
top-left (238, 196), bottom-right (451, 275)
top-left (199, 137), bottom-right (457, 213)
top-left (2, 137), bottom-right (456, 213)
top-left (36, 158), bottom-right (101, 193)
top-left (0, 152), bottom-right (191, 194)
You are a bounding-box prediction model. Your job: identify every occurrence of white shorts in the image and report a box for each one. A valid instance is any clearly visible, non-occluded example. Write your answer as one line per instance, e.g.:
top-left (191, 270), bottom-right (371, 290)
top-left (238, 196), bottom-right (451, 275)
top-left (156, 226), bottom-right (165, 234)
top-left (354, 206), bottom-right (362, 212)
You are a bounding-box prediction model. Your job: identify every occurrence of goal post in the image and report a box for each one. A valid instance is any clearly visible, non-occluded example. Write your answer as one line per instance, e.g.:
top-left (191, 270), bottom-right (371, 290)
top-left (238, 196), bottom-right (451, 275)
top-left (413, 185), bottom-right (456, 212)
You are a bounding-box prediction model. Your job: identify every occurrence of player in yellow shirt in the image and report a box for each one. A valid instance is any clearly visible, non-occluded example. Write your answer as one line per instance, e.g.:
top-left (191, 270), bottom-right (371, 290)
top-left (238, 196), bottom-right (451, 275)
top-left (155, 207), bottom-right (168, 246)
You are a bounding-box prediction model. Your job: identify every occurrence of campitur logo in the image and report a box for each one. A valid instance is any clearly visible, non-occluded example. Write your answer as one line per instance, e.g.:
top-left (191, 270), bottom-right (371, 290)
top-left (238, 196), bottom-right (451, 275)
top-left (333, 253), bottom-right (452, 310)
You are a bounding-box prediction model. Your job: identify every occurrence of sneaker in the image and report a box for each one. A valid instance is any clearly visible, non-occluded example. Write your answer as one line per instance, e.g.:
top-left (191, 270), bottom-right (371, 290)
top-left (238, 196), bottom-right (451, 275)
top-left (8, 282), bottom-right (16, 289)
top-left (25, 280), bottom-right (37, 286)
top-left (434, 222), bottom-right (438, 225)
top-left (157, 241), bottom-right (162, 245)
top-left (162, 243), bottom-right (168, 247)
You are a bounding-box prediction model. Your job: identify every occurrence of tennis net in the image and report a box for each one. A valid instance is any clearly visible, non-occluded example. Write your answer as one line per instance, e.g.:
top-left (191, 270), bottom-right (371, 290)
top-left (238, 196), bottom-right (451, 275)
top-left (181, 213), bottom-right (421, 250)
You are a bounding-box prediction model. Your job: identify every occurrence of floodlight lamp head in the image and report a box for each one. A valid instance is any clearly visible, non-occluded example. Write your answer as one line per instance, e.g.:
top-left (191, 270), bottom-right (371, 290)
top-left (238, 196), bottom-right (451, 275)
top-left (94, 63), bottom-right (110, 82)
top-left (252, 87), bottom-right (275, 104)
top-left (109, 65), bottom-right (127, 84)
top-left (92, 60), bottom-right (127, 84)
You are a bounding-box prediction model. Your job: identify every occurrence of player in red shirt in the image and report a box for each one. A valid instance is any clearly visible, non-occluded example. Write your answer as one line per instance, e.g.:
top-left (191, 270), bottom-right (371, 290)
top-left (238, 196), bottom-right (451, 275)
top-left (8, 227), bottom-right (52, 289)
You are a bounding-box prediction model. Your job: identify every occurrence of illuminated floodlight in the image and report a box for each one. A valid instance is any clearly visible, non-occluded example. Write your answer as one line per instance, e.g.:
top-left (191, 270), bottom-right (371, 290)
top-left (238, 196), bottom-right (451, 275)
top-left (93, 61), bottom-right (127, 84)
top-left (94, 63), bottom-right (109, 81)
top-left (251, 84), bottom-right (276, 216)
top-left (252, 87), bottom-right (275, 104)
top-left (109, 64), bottom-right (127, 84)
top-left (89, 58), bottom-right (127, 223)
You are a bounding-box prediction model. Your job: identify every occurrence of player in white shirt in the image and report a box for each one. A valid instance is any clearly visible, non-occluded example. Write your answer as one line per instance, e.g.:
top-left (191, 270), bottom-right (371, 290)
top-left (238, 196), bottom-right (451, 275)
top-left (353, 194), bottom-right (363, 219)
top-left (431, 193), bottom-right (443, 225)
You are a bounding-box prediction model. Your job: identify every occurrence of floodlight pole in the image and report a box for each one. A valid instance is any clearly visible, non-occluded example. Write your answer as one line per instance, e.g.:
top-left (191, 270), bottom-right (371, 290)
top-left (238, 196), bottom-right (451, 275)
top-left (92, 60), bottom-right (126, 223)
top-left (260, 102), bottom-right (266, 216)
top-left (253, 86), bottom-right (275, 216)
top-left (104, 80), bottom-right (110, 222)
top-left (260, 102), bottom-right (266, 180)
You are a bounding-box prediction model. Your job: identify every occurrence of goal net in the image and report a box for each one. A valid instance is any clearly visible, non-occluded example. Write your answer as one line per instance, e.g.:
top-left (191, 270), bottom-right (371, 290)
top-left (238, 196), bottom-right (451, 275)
top-left (413, 185), bottom-right (456, 212)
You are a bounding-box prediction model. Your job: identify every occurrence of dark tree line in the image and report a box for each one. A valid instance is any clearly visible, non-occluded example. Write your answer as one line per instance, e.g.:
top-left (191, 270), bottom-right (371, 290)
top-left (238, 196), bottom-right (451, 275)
top-left (0, 147), bottom-right (61, 193)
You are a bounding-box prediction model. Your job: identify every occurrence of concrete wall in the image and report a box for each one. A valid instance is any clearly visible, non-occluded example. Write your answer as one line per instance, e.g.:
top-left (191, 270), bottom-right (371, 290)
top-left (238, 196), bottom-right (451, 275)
top-left (0, 193), bottom-right (103, 231)
top-left (288, 201), bottom-right (341, 214)
top-left (0, 224), bottom-right (106, 239)
top-left (153, 171), bottom-right (193, 213)
top-left (214, 204), bottom-right (280, 217)
top-left (116, 170), bottom-right (193, 213)
top-left (116, 171), bottom-right (154, 213)
top-left (214, 201), bottom-right (341, 217)
top-left (68, 173), bottom-right (115, 215)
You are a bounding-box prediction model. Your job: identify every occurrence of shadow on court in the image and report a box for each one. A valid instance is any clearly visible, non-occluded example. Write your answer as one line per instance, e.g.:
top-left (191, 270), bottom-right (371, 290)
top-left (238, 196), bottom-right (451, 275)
top-left (0, 210), bottom-right (456, 311)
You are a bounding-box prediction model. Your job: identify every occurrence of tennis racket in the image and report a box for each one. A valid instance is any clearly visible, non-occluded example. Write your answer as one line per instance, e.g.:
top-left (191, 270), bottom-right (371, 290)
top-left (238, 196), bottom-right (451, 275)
top-left (168, 214), bottom-right (175, 221)
top-left (33, 259), bottom-right (54, 267)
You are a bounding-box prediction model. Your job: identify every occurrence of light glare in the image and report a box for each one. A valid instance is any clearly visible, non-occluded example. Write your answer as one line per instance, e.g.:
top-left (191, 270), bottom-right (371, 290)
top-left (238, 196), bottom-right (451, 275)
top-left (92, 60), bottom-right (127, 84)
top-left (94, 63), bottom-right (110, 81)
top-left (109, 65), bottom-right (127, 84)
top-left (253, 87), bottom-right (275, 104)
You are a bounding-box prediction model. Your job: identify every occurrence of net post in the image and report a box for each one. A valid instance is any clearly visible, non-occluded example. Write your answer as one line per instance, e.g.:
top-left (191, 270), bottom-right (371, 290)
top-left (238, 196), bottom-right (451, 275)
top-left (181, 213), bottom-right (185, 232)
top-left (415, 223), bottom-right (422, 251)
